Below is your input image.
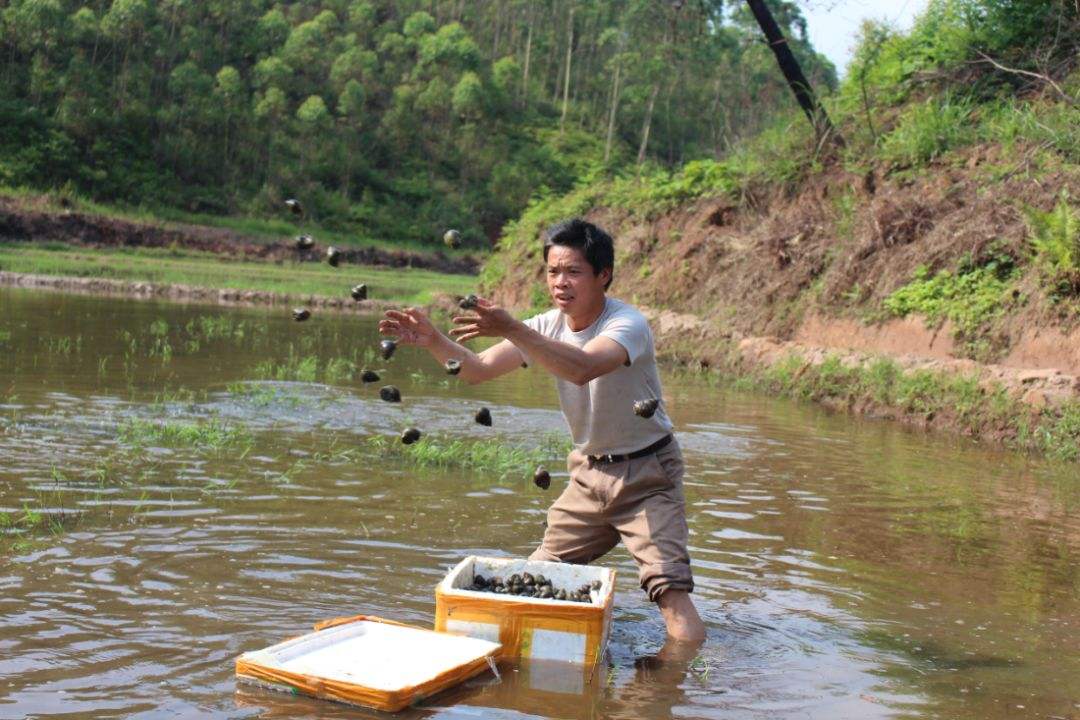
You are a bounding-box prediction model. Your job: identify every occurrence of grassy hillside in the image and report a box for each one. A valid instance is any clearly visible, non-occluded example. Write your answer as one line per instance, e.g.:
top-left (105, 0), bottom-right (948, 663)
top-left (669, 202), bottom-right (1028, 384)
top-left (485, 0), bottom-right (1080, 358)
top-left (481, 0), bottom-right (1080, 458)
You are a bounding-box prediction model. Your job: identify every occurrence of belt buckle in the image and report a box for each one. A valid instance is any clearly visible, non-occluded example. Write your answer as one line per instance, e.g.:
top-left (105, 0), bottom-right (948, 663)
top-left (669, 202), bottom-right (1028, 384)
top-left (601, 453), bottom-right (616, 464)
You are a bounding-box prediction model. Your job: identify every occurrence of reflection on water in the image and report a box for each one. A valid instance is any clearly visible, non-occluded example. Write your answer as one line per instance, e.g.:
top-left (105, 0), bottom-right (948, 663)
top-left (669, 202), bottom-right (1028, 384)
top-left (1, 287), bottom-right (1078, 719)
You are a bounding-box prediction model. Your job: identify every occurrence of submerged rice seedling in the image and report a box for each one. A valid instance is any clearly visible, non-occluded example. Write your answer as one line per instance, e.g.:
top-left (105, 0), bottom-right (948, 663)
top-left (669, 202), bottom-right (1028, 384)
top-left (117, 417), bottom-right (252, 450)
top-left (364, 433), bottom-right (570, 480)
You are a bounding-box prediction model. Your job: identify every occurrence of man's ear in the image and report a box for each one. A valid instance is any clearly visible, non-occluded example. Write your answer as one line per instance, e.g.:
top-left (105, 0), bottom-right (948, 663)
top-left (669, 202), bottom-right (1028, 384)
top-left (598, 267), bottom-right (612, 286)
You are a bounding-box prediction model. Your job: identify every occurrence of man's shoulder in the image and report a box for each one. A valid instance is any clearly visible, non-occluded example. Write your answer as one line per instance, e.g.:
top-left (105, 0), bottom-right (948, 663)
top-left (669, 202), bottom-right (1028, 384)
top-left (603, 297), bottom-right (649, 328)
top-left (524, 307), bottom-right (563, 334)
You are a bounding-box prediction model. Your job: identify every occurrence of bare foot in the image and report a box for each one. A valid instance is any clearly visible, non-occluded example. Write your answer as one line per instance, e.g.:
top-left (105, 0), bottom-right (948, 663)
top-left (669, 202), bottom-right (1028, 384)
top-left (657, 590), bottom-right (706, 642)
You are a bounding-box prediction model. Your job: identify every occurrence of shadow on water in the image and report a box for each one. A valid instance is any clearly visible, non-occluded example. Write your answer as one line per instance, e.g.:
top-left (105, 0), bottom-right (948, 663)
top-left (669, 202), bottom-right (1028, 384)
top-left (1, 287), bottom-right (1079, 719)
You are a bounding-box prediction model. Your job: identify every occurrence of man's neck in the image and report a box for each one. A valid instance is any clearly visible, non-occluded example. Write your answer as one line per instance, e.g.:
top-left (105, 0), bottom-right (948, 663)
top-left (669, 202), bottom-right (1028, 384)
top-left (563, 295), bottom-right (607, 332)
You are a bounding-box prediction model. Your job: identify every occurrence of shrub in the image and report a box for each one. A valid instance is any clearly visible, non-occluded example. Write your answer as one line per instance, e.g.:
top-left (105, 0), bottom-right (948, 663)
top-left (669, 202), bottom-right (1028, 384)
top-left (883, 254), bottom-right (1017, 337)
top-left (1025, 191), bottom-right (1080, 296)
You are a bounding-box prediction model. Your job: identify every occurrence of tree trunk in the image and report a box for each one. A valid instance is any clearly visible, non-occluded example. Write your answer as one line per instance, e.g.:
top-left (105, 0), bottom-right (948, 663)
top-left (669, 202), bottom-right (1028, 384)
top-left (559, 7), bottom-right (574, 133)
top-left (521, 10), bottom-right (532, 108)
top-left (491, 0), bottom-right (502, 57)
top-left (603, 59), bottom-right (621, 163)
top-left (546, 6), bottom-right (562, 102)
top-left (743, 0), bottom-right (841, 145)
top-left (636, 81), bottom-right (660, 165)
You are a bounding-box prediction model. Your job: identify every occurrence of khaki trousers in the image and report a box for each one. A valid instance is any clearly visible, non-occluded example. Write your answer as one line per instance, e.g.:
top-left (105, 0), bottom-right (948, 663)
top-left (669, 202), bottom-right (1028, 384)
top-left (530, 438), bottom-right (694, 602)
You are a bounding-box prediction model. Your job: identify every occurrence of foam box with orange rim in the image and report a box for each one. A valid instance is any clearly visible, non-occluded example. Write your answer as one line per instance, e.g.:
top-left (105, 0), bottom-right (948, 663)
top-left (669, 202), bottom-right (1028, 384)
top-left (435, 556), bottom-right (615, 668)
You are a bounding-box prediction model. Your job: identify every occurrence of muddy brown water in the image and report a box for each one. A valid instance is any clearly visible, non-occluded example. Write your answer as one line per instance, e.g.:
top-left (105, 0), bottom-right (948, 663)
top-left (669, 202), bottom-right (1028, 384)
top-left (1, 287), bottom-right (1078, 720)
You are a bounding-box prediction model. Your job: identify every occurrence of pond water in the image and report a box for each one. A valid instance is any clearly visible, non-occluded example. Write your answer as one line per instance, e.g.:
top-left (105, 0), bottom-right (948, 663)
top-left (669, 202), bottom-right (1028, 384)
top-left (1, 287), bottom-right (1078, 720)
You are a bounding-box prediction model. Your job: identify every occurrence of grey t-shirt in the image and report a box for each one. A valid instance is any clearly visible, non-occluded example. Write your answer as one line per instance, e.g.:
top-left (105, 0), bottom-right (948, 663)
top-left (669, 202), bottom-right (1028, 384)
top-left (517, 297), bottom-right (672, 456)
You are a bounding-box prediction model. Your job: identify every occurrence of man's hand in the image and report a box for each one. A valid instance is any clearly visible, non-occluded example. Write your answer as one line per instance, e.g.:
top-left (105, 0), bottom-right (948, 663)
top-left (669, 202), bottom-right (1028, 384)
top-left (449, 298), bottom-right (520, 343)
top-left (379, 307), bottom-right (438, 347)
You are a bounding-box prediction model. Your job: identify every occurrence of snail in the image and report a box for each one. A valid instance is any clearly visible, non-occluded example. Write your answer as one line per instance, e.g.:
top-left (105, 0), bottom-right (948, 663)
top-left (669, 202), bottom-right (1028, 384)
top-left (444, 359), bottom-right (462, 375)
top-left (474, 407), bottom-right (492, 427)
top-left (360, 369), bottom-right (380, 383)
top-left (443, 229), bottom-right (462, 249)
top-left (380, 339), bottom-right (397, 360)
top-left (533, 466), bottom-right (551, 490)
top-left (350, 284), bottom-right (367, 301)
top-left (379, 385), bottom-right (401, 403)
top-left (326, 246), bottom-right (341, 267)
top-left (458, 294), bottom-right (479, 310)
top-left (400, 427), bottom-right (421, 445)
top-left (285, 198), bottom-right (303, 216)
top-left (295, 234), bottom-right (315, 251)
top-left (633, 398), bottom-right (660, 419)
top-left (462, 574), bottom-right (594, 603)
top-left (292, 308), bottom-right (311, 322)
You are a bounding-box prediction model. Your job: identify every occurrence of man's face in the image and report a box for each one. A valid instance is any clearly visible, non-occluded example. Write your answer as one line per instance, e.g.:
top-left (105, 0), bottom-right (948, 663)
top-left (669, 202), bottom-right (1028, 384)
top-left (545, 245), bottom-right (610, 314)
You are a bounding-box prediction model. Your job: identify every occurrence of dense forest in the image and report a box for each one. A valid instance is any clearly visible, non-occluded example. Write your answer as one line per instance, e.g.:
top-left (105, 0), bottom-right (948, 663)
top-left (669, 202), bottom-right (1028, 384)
top-left (0, 0), bottom-right (834, 246)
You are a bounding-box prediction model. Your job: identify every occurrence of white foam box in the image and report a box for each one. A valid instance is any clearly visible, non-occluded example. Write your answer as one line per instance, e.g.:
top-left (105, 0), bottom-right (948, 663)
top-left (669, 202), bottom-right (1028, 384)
top-left (435, 556), bottom-right (615, 668)
top-left (235, 615), bottom-right (501, 712)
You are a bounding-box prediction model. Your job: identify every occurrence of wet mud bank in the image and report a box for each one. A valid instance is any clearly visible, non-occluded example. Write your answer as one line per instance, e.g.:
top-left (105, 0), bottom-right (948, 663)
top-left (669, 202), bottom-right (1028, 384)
top-left (0, 196), bottom-right (479, 274)
top-left (643, 306), bottom-right (1080, 457)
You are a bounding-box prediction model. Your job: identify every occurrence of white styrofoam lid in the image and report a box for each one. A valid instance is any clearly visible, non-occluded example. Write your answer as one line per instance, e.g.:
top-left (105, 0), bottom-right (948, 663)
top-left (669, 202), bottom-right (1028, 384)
top-left (239, 620), bottom-right (500, 692)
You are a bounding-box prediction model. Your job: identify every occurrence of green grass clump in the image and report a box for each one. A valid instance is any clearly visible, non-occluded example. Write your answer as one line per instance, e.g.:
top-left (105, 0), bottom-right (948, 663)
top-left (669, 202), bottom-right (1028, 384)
top-left (0, 242), bottom-right (475, 306)
top-left (982, 100), bottom-right (1080, 163)
top-left (0, 501), bottom-right (69, 538)
top-left (1025, 192), bottom-right (1080, 298)
top-left (365, 433), bottom-right (570, 480)
top-left (251, 350), bottom-right (364, 384)
top-left (117, 417), bottom-right (252, 450)
top-left (1030, 405), bottom-right (1080, 462)
top-left (882, 254), bottom-right (1018, 355)
top-left (878, 96), bottom-right (975, 167)
top-left (254, 354), bottom-right (321, 383)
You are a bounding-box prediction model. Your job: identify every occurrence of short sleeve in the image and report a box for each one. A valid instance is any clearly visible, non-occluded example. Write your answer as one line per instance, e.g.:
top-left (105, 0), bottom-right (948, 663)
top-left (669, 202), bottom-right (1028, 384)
top-left (599, 308), bottom-right (649, 365)
top-left (517, 310), bottom-right (557, 367)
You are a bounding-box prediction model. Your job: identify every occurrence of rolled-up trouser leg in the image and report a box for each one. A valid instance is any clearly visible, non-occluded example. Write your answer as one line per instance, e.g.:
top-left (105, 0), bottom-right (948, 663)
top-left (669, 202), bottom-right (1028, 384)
top-left (609, 440), bottom-right (694, 602)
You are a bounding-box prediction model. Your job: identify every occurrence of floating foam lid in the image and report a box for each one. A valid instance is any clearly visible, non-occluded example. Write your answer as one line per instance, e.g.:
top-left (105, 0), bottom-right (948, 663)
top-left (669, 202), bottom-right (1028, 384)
top-left (239, 617), bottom-right (501, 693)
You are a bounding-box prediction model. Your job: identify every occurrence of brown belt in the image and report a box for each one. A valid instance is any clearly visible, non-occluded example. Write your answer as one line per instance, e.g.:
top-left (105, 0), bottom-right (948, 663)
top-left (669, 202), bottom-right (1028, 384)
top-left (587, 434), bottom-right (673, 465)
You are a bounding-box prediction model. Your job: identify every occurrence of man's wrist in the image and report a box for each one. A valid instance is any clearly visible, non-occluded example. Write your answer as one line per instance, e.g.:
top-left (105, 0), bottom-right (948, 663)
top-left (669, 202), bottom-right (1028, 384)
top-left (504, 319), bottom-right (529, 344)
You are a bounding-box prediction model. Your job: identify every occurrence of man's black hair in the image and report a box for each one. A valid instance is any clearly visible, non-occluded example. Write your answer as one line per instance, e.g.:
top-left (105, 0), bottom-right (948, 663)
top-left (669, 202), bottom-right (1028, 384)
top-left (542, 218), bottom-right (615, 290)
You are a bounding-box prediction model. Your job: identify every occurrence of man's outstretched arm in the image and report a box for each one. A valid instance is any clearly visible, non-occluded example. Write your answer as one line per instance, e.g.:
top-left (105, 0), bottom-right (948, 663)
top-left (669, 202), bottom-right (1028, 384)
top-left (379, 307), bottom-right (523, 384)
top-left (449, 301), bottom-right (628, 386)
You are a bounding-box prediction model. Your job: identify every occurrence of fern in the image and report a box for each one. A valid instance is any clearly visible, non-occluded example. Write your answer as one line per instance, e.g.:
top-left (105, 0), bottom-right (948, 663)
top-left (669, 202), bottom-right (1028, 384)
top-left (1026, 191), bottom-right (1080, 296)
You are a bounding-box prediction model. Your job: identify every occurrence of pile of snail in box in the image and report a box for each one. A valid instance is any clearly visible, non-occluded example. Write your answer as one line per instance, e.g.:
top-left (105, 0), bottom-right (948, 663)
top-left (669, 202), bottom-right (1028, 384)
top-left (466, 572), bottom-right (602, 603)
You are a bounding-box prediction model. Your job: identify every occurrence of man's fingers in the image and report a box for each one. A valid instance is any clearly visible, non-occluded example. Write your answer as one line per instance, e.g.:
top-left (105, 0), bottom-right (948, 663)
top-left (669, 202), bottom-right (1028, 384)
top-left (451, 314), bottom-right (480, 325)
top-left (384, 310), bottom-right (412, 323)
top-left (456, 331), bottom-right (479, 342)
top-left (449, 324), bottom-right (478, 337)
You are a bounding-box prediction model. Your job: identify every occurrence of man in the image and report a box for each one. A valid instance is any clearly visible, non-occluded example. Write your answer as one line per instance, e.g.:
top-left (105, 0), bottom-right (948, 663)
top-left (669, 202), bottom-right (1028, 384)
top-left (378, 218), bottom-right (705, 642)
